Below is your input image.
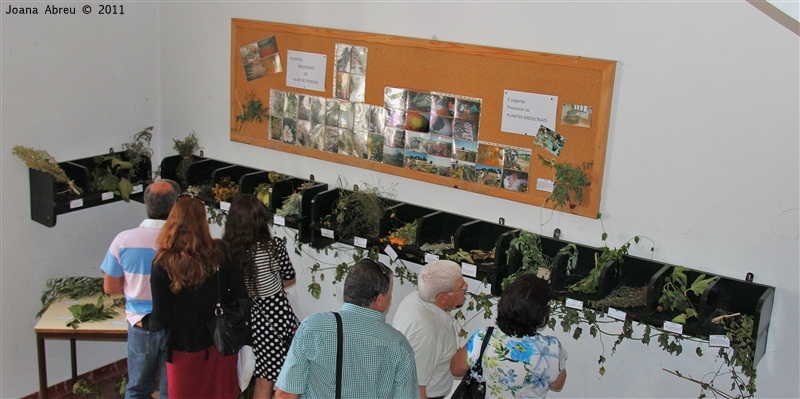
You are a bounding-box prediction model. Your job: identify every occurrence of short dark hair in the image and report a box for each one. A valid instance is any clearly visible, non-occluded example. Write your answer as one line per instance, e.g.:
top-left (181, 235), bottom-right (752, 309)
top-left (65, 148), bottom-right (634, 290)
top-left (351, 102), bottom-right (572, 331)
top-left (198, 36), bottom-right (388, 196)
top-left (144, 179), bottom-right (180, 220)
top-left (343, 258), bottom-right (393, 308)
top-left (496, 273), bottom-right (551, 337)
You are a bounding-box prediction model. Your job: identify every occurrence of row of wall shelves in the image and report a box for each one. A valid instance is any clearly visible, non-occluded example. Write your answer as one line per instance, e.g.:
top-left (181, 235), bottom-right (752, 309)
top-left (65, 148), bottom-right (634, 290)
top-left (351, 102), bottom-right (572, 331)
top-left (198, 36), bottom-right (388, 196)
top-left (25, 152), bottom-right (774, 365)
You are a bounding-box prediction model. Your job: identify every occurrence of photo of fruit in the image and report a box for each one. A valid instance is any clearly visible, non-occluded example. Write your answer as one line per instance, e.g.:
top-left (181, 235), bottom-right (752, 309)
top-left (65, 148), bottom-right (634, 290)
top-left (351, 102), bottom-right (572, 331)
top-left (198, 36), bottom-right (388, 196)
top-left (406, 111), bottom-right (430, 132)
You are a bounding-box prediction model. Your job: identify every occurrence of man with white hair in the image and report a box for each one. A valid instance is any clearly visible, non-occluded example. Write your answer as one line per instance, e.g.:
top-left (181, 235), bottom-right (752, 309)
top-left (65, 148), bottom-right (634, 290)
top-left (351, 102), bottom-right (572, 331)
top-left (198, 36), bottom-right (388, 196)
top-left (392, 260), bottom-right (468, 399)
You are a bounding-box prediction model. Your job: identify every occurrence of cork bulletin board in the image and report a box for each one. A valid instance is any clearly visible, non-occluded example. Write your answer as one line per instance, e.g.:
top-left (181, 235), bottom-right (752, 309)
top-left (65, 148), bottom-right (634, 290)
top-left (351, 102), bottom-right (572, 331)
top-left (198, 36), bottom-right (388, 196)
top-left (230, 18), bottom-right (616, 218)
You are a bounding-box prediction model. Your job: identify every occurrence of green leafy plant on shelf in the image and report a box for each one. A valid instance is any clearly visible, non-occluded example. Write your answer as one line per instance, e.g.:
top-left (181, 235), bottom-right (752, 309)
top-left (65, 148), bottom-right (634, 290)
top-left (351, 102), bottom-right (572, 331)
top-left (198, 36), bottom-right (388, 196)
top-left (91, 154), bottom-right (135, 200)
top-left (12, 145), bottom-right (82, 195)
top-left (539, 155), bottom-right (593, 209)
top-left (384, 219), bottom-right (419, 248)
top-left (659, 266), bottom-right (718, 324)
top-left (276, 182), bottom-right (314, 217)
top-left (122, 126), bottom-right (154, 181)
top-left (502, 231), bottom-right (577, 289)
top-left (171, 131), bottom-right (200, 184)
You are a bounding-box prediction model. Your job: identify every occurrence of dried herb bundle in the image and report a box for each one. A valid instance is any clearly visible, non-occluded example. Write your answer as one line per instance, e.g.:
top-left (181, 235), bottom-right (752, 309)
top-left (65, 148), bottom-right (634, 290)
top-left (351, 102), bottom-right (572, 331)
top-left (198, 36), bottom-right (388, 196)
top-left (332, 185), bottom-right (392, 239)
top-left (13, 145), bottom-right (81, 195)
top-left (172, 131), bottom-right (199, 183)
top-left (122, 126), bottom-right (154, 180)
top-left (589, 285), bottom-right (647, 309)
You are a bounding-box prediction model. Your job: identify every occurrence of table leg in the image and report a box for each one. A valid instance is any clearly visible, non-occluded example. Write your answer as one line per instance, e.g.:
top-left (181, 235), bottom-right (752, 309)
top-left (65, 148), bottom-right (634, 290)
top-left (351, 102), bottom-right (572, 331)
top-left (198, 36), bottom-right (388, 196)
top-left (70, 338), bottom-right (78, 381)
top-left (36, 334), bottom-right (47, 399)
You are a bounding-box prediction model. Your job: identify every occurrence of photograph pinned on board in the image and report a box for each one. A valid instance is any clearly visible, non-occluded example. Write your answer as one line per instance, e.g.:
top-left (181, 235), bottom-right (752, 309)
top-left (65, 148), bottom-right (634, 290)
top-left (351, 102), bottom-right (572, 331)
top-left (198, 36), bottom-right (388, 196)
top-left (269, 116), bottom-right (283, 141)
top-left (453, 119), bottom-right (478, 141)
top-left (502, 170), bottom-right (529, 193)
top-left (297, 95), bottom-right (312, 121)
top-left (382, 146), bottom-right (405, 167)
top-left (427, 136), bottom-right (453, 158)
top-left (407, 91), bottom-right (432, 112)
top-left (450, 160), bottom-right (477, 182)
top-left (334, 43), bottom-right (368, 103)
top-left (324, 126), bottom-right (340, 153)
top-left (404, 131), bottom-right (429, 153)
top-left (308, 124), bottom-right (325, 151)
top-left (281, 119), bottom-right (297, 145)
top-left (535, 125), bottom-right (566, 156)
top-left (432, 93), bottom-right (455, 117)
top-left (384, 87), bottom-right (408, 110)
top-left (383, 127), bottom-right (406, 148)
top-left (310, 97), bottom-right (326, 125)
top-left (455, 98), bottom-right (481, 122)
top-left (561, 103), bottom-right (591, 128)
top-left (454, 139), bottom-right (478, 163)
top-left (296, 120), bottom-right (311, 147)
top-left (504, 147), bottom-right (531, 173)
top-left (429, 114), bottom-right (453, 137)
top-left (270, 90), bottom-right (285, 117)
top-left (385, 108), bottom-right (407, 129)
top-left (369, 106), bottom-right (386, 134)
top-left (240, 35), bottom-right (281, 81)
top-left (284, 92), bottom-right (298, 120)
top-left (325, 99), bottom-right (341, 127)
top-left (338, 101), bottom-right (354, 130)
top-left (429, 155), bottom-right (453, 177)
top-left (353, 103), bottom-right (370, 132)
top-left (404, 150), bottom-right (429, 172)
top-left (339, 130), bottom-right (368, 159)
top-left (477, 142), bottom-right (505, 169)
top-left (406, 111), bottom-right (431, 133)
top-left (476, 164), bottom-right (502, 187)
top-left (368, 133), bottom-right (385, 162)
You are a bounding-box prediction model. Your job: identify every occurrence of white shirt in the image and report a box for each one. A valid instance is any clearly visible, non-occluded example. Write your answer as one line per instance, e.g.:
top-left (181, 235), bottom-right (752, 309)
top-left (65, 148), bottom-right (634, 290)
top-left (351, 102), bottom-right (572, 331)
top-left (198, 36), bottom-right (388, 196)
top-left (392, 291), bottom-right (458, 397)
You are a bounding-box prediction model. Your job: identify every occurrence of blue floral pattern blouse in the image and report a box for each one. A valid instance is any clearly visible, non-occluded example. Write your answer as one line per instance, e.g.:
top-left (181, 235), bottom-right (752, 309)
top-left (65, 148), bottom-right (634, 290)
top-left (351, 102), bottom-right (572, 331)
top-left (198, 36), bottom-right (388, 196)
top-left (465, 327), bottom-right (567, 399)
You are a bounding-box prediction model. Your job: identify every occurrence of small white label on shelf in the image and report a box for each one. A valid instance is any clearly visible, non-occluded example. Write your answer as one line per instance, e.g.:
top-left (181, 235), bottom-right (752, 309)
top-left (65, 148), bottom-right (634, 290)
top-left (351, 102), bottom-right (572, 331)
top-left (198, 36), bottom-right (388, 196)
top-left (384, 245), bottom-right (398, 261)
top-left (424, 253), bottom-right (440, 263)
top-left (321, 228), bottom-right (335, 239)
top-left (709, 335), bottom-right (731, 348)
top-left (101, 192), bottom-right (114, 201)
top-left (461, 262), bottom-right (478, 278)
top-left (565, 298), bottom-right (584, 310)
top-left (274, 215), bottom-right (286, 226)
top-left (663, 321), bottom-right (684, 335)
top-left (607, 307), bottom-right (627, 321)
top-left (354, 236), bottom-right (367, 248)
top-left (220, 201), bottom-right (231, 211)
top-left (132, 184), bottom-right (143, 194)
top-left (69, 199), bottom-right (84, 209)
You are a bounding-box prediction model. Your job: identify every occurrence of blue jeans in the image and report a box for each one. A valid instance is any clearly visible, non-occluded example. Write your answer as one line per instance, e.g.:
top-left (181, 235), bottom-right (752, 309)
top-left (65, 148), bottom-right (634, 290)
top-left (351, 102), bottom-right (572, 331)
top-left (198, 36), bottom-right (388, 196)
top-left (126, 324), bottom-right (168, 399)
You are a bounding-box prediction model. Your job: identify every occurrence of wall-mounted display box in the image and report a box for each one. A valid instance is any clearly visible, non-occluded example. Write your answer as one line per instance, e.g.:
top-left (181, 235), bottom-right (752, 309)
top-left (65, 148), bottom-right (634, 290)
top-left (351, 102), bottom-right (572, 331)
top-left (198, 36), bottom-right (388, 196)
top-left (388, 211), bottom-right (474, 265)
top-left (268, 177), bottom-right (328, 243)
top-left (28, 152), bottom-right (151, 227)
top-left (452, 220), bottom-right (519, 283)
top-left (309, 188), bottom-right (401, 249)
top-left (159, 154), bottom-right (206, 189)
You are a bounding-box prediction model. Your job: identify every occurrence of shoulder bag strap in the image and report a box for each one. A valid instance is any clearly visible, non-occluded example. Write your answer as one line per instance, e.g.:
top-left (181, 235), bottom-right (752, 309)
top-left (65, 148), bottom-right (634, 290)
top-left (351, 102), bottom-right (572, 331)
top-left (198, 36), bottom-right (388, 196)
top-left (333, 312), bottom-right (343, 399)
top-left (475, 326), bottom-right (494, 369)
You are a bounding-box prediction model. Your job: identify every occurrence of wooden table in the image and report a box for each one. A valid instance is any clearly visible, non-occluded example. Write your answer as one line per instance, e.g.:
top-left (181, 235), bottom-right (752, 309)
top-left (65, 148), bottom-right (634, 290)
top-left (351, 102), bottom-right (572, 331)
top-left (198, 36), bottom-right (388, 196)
top-left (34, 295), bottom-right (127, 399)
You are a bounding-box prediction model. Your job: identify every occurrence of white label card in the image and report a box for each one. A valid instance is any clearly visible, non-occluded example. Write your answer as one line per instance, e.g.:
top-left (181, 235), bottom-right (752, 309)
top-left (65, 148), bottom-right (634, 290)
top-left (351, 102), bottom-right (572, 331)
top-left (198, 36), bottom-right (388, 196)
top-left (354, 236), bottom-right (368, 248)
top-left (132, 184), bottom-right (144, 194)
top-left (607, 307), bottom-right (627, 321)
top-left (286, 50), bottom-right (327, 92)
top-left (536, 178), bottom-right (554, 193)
top-left (69, 199), bottom-right (83, 209)
top-left (565, 298), bottom-right (584, 310)
top-left (101, 192), bottom-right (114, 201)
top-left (501, 90), bottom-right (558, 134)
top-left (273, 215), bottom-right (286, 226)
top-left (424, 253), bottom-right (440, 263)
top-left (321, 228), bottom-right (335, 239)
top-left (384, 245), bottom-right (398, 261)
top-left (461, 262), bottom-right (478, 278)
top-left (663, 321), bottom-right (684, 335)
top-left (220, 201), bottom-right (231, 212)
top-left (709, 335), bottom-right (731, 348)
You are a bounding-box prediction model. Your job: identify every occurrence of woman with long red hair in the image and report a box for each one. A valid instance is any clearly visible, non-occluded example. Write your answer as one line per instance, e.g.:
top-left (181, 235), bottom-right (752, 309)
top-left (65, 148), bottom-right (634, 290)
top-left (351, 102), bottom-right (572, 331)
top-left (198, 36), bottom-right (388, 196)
top-left (142, 194), bottom-right (246, 398)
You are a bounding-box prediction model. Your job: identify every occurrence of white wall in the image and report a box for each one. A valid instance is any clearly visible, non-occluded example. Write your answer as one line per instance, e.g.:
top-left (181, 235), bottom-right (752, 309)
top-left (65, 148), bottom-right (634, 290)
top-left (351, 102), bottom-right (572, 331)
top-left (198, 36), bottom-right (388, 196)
top-left (0, 3), bottom-right (160, 398)
top-left (1, 2), bottom-right (797, 398)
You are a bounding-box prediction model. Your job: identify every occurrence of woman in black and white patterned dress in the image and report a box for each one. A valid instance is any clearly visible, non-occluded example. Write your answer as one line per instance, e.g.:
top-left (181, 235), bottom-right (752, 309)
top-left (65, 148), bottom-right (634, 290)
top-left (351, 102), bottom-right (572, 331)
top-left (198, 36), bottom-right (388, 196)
top-left (223, 194), bottom-right (299, 398)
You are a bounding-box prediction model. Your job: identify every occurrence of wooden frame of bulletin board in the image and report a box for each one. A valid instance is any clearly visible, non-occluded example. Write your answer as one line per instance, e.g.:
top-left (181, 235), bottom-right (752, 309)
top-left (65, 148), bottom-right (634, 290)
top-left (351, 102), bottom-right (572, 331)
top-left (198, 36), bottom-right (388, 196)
top-left (230, 18), bottom-right (616, 219)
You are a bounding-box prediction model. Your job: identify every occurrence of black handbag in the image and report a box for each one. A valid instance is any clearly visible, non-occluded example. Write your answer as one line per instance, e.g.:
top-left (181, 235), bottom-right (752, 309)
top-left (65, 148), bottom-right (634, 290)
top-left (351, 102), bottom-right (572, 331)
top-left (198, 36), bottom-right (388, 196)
top-left (450, 327), bottom-right (494, 399)
top-left (206, 267), bottom-right (251, 356)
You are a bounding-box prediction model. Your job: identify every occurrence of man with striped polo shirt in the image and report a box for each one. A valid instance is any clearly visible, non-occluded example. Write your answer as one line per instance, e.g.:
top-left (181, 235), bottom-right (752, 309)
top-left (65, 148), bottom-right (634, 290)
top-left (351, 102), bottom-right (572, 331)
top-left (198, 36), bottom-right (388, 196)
top-left (101, 179), bottom-right (180, 399)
